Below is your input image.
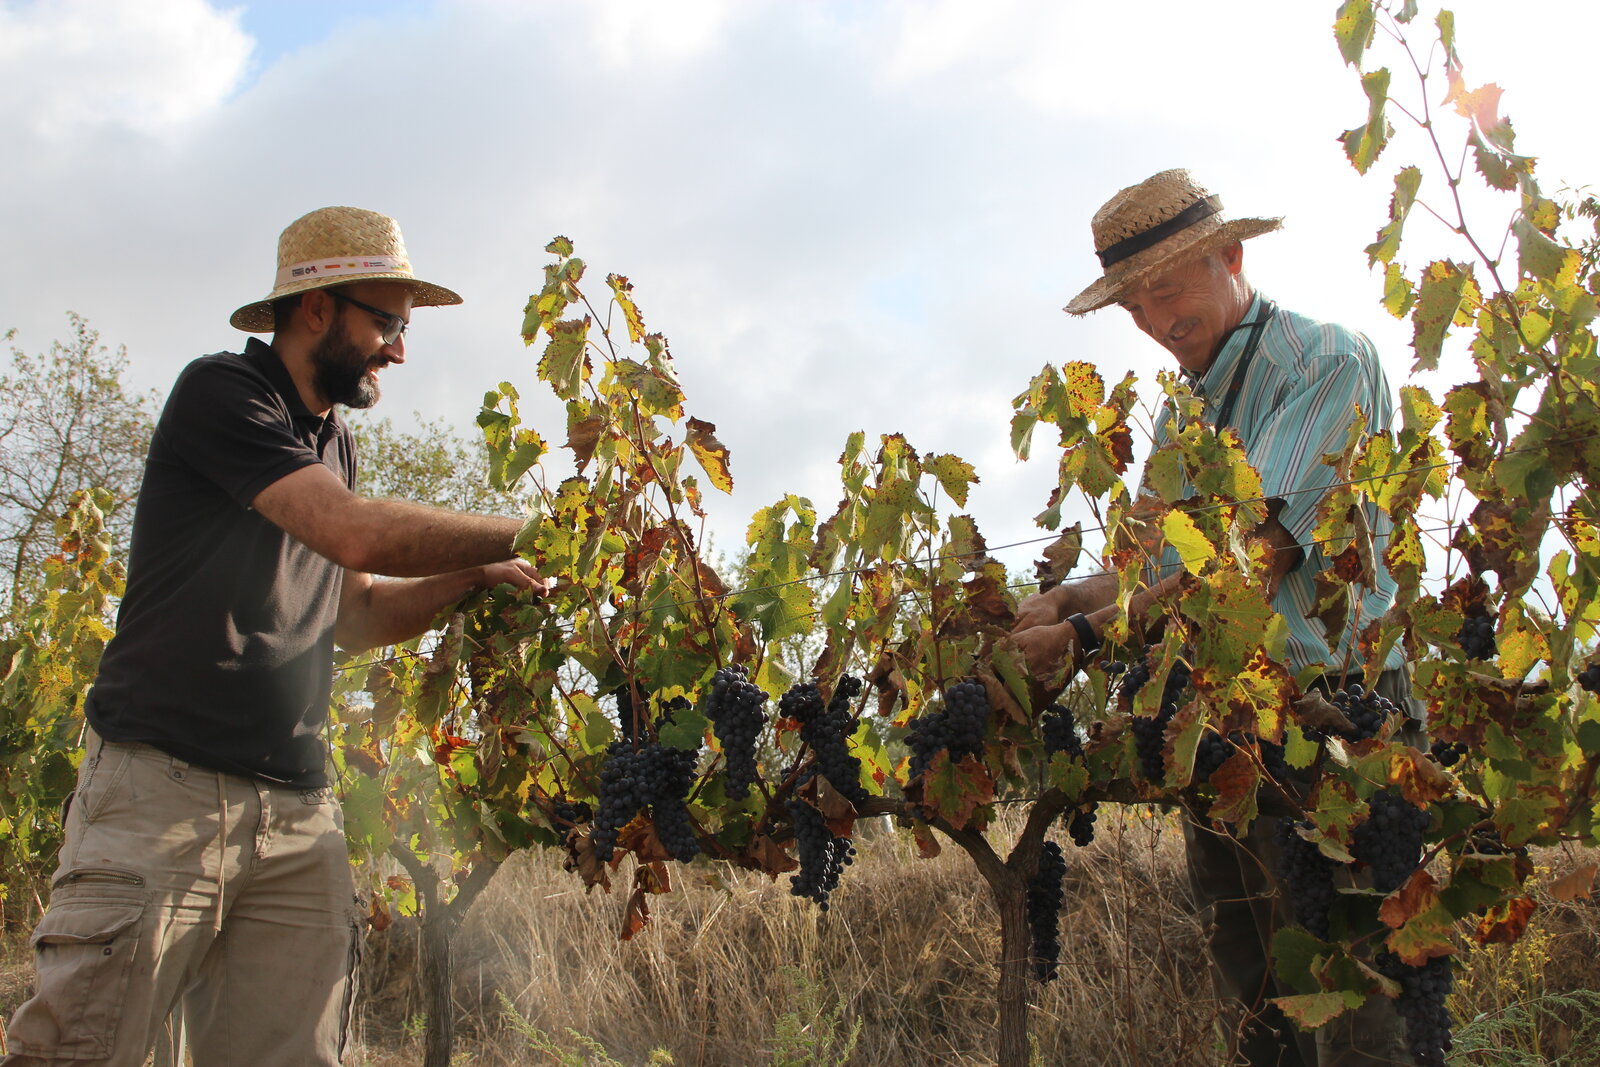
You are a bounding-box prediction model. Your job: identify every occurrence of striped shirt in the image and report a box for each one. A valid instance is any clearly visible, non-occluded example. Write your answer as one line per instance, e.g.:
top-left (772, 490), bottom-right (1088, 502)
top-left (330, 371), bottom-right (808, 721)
top-left (1147, 293), bottom-right (1403, 674)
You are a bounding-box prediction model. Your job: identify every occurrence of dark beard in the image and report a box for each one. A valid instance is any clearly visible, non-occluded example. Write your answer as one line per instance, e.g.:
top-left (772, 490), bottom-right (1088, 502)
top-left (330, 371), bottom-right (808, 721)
top-left (310, 314), bottom-right (382, 409)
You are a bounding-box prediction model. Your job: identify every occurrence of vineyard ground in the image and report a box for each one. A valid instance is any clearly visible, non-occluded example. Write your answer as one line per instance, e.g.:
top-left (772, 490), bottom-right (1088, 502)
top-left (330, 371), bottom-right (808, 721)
top-left (3, 809), bottom-right (1597, 1066)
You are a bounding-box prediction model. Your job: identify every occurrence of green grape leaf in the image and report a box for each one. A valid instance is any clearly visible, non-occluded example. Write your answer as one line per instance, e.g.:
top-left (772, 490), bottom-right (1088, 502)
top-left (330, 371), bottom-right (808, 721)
top-left (925, 453), bottom-right (979, 508)
top-left (1365, 166), bottom-right (1421, 265)
top-left (1333, 0), bottom-right (1376, 67)
top-left (657, 705), bottom-right (708, 752)
top-left (539, 317), bottom-right (592, 399)
top-left (1162, 509), bottom-right (1215, 575)
top-left (1411, 261), bottom-right (1478, 371)
top-left (1339, 68), bottom-right (1392, 174)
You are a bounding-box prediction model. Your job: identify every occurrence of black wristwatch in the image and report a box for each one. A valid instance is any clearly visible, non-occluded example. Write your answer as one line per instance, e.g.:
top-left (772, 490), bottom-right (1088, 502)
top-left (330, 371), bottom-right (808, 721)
top-left (1066, 613), bottom-right (1101, 657)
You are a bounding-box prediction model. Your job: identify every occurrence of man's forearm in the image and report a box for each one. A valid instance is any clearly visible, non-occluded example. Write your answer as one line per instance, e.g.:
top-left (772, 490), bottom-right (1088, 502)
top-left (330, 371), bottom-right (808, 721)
top-left (336, 568), bottom-right (488, 651)
top-left (344, 499), bottom-right (524, 577)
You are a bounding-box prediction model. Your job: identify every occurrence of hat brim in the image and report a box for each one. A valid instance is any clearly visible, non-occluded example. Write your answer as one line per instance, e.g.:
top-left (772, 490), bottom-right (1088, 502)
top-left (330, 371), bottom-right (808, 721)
top-left (1063, 216), bottom-right (1282, 316)
top-left (229, 274), bottom-right (463, 333)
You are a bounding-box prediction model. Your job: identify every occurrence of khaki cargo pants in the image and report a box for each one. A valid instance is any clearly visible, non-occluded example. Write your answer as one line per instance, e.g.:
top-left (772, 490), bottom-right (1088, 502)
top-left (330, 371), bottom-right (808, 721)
top-left (2, 732), bottom-right (364, 1066)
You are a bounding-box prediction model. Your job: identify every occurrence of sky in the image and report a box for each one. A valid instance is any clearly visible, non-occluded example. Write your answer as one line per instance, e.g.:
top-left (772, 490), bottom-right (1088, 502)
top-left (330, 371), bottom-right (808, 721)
top-left (2, 0), bottom-right (1596, 576)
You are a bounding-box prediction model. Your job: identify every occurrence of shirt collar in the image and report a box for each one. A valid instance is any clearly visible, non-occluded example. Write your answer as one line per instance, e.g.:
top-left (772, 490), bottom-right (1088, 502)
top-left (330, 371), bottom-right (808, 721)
top-left (242, 337), bottom-right (341, 435)
top-left (1187, 291), bottom-right (1267, 401)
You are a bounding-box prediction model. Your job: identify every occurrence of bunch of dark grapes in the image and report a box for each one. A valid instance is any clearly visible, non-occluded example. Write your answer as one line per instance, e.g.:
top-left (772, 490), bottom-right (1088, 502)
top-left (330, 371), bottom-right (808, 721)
top-left (1066, 803), bottom-right (1098, 848)
top-left (1578, 662), bottom-right (1600, 694)
top-left (907, 680), bottom-right (991, 779)
top-left (614, 683), bottom-right (644, 743)
top-left (1457, 613), bottom-right (1497, 661)
top-left (551, 800), bottom-right (591, 829)
top-left (1253, 735), bottom-right (1292, 782)
top-left (1375, 952), bottom-right (1454, 1067)
top-left (1351, 790), bottom-right (1430, 893)
top-left (1027, 841), bottom-right (1068, 982)
top-left (780, 676), bottom-right (868, 805)
top-left (1125, 656), bottom-right (1192, 783)
top-left (1274, 818), bottom-right (1339, 940)
top-left (590, 741), bottom-right (701, 863)
top-left (1323, 683), bottom-right (1394, 742)
top-left (1117, 658), bottom-right (1154, 703)
top-left (1193, 732), bottom-right (1237, 783)
top-left (705, 665), bottom-right (768, 800)
top-left (1430, 740), bottom-right (1467, 768)
top-left (1040, 704), bottom-right (1084, 759)
top-left (787, 795), bottom-right (853, 910)
top-left (1132, 708), bottom-right (1175, 781)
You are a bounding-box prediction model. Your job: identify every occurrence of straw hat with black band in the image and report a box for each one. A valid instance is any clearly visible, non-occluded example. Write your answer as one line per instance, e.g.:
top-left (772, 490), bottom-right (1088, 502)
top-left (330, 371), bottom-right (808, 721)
top-left (1064, 169), bottom-right (1281, 316)
top-left (230, 206), bottom-right (462, 333)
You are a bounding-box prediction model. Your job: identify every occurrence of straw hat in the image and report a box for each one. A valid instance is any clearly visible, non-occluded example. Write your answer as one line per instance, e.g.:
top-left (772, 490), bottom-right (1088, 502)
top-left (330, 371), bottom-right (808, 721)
top-left (1063, 170), bottom-right (1281, 316)
top-left (230, 206), bottom-right (462, 332)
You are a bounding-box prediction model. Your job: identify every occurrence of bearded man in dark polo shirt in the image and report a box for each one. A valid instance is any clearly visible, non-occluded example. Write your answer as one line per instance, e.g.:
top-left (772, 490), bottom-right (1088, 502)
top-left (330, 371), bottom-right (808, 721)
top-left (3, 207), bottom-right (549, 1067)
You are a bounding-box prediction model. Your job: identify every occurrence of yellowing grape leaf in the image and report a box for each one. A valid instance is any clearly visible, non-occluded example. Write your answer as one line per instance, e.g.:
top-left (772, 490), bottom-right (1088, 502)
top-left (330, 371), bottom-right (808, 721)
top-left (1274, 992), bottom-right (1362, 1030)
top-left (686, 417), bottom-right (733, 493)
top-left (922, 752), bottom-right (995, 830)
top-left (1474, 896), bottom-right (1536, 945)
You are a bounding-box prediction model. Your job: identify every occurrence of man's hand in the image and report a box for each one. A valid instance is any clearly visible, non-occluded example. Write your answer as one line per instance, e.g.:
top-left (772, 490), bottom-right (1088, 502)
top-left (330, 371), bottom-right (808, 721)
top-left (1010, 620), bottom-right (1079, 679)
top-left (1013, 584), bottom-right (1072, 632)
top-left (480, 559), bottom-right (553, 596)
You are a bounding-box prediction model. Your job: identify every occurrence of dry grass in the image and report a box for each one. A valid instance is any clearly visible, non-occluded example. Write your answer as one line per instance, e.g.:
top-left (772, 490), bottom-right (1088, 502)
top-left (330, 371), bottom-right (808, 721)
top-left (350, 809), bottom-right (1220, 1067)
top-left (6, 813), bottom-right (1600, 1067)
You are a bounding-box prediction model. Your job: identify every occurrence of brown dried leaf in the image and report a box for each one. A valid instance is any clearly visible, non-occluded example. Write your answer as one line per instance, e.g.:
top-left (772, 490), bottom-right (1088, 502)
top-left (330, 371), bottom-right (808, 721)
top-left (1475, 895), bottom-right (1536, 945)
top-left (565, 413), bottom-right (605, 470)
top-left (1388, 746), bottom-right (1455, 806)
top-left (1548, 862), bottom-right (1598, 903)
top-left (1380, 868), bottom-right (1440, 929)
top-left (563, 827), bottom-right (614, 893)
top-left (745, 834), bottom-right (800, 877)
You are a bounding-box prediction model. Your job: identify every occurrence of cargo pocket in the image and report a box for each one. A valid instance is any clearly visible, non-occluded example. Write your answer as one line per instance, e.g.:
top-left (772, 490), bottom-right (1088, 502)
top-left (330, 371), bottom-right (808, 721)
top-left (8, 875), bottom-right (147, 1060)
top-left (337, 907), bottom-right (366, 1061)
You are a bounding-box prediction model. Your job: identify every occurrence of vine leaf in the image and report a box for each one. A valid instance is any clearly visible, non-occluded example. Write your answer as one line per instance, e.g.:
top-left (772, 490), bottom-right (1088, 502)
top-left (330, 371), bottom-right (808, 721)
top-left (1333, 0), bottom-right (1376, 68)
top-left (606, 273), bottom-right (647, 343)
top-left (1549, 863), bottom-right (1597, 902)
top-left (1339, 68), bottom-right (1392, 174)
top-left (1365, 166), bottom-right (1421, 266)
top-left (1474, 895), bottom-right (1536, 945)
top-left (539, 317), bottom-right (592, 400)
top-left (1273, 991), bottom-right (1361, 1030)
top-left (921, 752), bottom-right (995, 830)
top-left (685, 417), bottom-right (734, 493)
top-left (1410, 261), bottom-right (1478, 371)
top-left (1379, 868), bottom-right (1440, 929)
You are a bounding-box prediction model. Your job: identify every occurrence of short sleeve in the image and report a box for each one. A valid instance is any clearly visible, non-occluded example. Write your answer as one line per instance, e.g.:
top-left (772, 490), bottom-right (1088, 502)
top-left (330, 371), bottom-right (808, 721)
top-left (156, 357), bottom-right (324, 507)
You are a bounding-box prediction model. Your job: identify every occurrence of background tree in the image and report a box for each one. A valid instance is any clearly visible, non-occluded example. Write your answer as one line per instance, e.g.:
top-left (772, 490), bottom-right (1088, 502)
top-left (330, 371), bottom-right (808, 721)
top-left (0, 315), bottom-right (157, 620)
top-left (347, 412), bottom-right (521, 515)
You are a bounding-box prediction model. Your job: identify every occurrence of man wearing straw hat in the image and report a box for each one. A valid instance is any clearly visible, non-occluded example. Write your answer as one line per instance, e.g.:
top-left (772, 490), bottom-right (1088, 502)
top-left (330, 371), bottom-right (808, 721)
top-left (3, 207), bottom-right (548, 1066)
top-left (1012, 170), bottom-right (1412, 1066)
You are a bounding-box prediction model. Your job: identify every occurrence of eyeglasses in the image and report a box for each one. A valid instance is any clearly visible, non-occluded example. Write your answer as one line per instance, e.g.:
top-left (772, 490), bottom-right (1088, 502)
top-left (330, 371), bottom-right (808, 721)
top-left (327, 290), bottom-right (408, 345)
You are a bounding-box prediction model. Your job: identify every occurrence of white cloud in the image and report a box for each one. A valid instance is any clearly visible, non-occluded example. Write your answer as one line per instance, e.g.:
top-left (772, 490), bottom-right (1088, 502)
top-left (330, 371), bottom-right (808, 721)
top-left (0, 0), bottom-right (252, 138)
top-left (1, 0), bottom-right (1594, 562)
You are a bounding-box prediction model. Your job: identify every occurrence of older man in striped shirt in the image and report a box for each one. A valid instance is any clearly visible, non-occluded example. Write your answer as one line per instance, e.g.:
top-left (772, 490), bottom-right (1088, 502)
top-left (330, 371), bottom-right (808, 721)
top-left (1013, 170), bottom-right (1413, 1067)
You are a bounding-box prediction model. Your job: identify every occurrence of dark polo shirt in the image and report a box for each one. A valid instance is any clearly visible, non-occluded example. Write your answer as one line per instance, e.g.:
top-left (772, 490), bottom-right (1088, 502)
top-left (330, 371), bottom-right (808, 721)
top-left (86, 338), bottom-right (356, 789)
